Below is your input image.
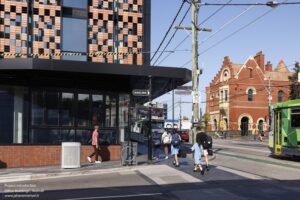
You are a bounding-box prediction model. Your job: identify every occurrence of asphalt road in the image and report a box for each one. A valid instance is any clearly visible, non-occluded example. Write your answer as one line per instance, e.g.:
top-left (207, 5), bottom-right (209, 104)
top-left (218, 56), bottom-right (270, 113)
top-left (2, 139), bottom-right (300, 200)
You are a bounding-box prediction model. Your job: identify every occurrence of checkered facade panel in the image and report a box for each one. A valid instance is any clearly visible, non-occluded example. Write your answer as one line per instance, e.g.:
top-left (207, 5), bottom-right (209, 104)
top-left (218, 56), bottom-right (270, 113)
top-left (88, 0), bottom-right (143, 65)
top-left (1, 0), bottom-right (144, 65)
top-left (32, 0), bottom-right (61, 59)
top-left (0, 0), bottom-right (28, 58)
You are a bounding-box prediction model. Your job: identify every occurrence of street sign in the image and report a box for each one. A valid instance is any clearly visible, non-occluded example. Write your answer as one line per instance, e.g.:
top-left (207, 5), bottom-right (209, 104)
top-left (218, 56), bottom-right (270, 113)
top-left (175, 90), bottom-right (191, 95)
top-left (132, 89), bottom-right (150, 96)
top-left (177, 86), bottom-right (192, 91)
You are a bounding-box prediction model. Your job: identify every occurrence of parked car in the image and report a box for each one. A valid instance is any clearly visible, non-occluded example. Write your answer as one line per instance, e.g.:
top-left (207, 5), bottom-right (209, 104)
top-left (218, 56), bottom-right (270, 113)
top-left (177, 130), bottom-right (189, 142)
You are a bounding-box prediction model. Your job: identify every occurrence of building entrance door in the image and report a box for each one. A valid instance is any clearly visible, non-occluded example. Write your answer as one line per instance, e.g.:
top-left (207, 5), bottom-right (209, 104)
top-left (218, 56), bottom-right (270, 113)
top-left (240, 117), bottom-right (249, 136)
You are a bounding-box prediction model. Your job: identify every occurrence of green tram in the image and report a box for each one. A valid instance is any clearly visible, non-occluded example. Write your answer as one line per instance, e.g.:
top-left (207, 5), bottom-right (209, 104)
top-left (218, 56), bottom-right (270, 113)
top-left (269, 99), bottom-right (300, 156)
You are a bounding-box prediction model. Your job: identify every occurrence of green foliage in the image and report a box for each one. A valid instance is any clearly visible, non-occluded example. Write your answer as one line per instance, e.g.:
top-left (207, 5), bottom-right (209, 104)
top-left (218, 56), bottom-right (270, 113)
top-left (289, 62), bottom-right (300, 100)
top-left (202, 112), bottom-right (210, 131)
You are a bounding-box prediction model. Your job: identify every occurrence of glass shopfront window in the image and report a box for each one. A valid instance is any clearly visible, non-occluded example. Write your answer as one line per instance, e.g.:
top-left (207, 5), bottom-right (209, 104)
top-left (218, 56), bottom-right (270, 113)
top-left (75, 129), bottom-right (91, 145)
top-left (46, 92), bottom-right (59, 125)
top-left (61, 129), bottom-right (75, 142)
top-left (92, 94), bottom-right (104, 127)
top-left (30, 129), bottom-right (60, 144)
top-left (31, 91), bottom-right (44, 125)
top-left (0, 86), bottom-right (28, 144)
top-left (61, 93), bottom-right (75, 126)
top-left (78, 93), bottom-right (90, 127)
top-left (0, 87), bottom-right (125, 145)
top-left (119, 94), bottom-right (129, 127)
top-left (105, 95), bottom-right (117, 127)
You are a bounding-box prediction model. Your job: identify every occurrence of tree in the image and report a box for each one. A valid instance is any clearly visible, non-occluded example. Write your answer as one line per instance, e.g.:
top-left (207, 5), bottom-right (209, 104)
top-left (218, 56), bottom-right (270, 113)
top-left (202, 112), bottom-right (210, 131)
top-left (289, 62), bottom-right (300, 100)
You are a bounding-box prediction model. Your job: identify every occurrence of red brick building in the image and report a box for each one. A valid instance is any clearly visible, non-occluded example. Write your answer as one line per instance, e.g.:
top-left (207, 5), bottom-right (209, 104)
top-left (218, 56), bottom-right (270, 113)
top-left (205, 51), bottom-right (293, 135)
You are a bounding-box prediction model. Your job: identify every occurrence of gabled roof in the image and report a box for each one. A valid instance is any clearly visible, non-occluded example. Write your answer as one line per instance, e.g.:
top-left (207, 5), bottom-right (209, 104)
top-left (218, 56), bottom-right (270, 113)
top-left (274, 60), bottom-right (290, 73)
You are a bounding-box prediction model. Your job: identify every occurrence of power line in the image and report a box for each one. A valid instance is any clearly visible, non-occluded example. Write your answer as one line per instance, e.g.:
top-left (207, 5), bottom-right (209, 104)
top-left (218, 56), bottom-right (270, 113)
top-left (180, 1), bottom-right (285, 68)
top-left (199, 5), bottom-right (255, 45)
top-left (158, 0), bottom-right (234, 66)
top-left (202, 1), bottom-right (300, 6)
top-left (152, 4), bottom-right (191, 66)
top-left (151, 0), bottom-right (187, 63)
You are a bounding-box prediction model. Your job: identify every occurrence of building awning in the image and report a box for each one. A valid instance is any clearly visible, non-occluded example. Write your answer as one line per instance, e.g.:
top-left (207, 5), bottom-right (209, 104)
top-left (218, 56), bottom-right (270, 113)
top-left (0, 58), bottom-right (191, 100)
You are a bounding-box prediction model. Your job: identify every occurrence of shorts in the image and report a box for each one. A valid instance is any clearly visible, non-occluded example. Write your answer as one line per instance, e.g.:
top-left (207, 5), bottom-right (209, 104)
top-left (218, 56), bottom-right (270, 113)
top-left (203, 149), bottom-right (208, 156)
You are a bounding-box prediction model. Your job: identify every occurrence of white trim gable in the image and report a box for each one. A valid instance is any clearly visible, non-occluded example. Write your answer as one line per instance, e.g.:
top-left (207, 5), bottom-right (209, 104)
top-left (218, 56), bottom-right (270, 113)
top-left (234, 56), bottom-right (258, 79)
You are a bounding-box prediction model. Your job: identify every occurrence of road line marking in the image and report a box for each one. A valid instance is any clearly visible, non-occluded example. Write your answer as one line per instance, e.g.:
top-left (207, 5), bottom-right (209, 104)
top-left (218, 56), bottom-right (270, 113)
top-left (214, 144), bottom-right (270, 153)
top-left (59, 193), bottom-right (163, 200)
top-left (216, 166), bottom-right (264, 180)
top-left (217, 151), bottom-right (300, 169)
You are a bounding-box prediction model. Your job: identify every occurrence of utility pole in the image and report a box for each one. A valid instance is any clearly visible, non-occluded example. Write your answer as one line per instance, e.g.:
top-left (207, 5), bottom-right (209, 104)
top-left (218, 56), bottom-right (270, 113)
top-left (191, 0), bottom-right (199, 144)
top-left (147, 75), bottom-right (152, 163)
top-left (176, 0), bottom-right (211, 144)
top-left (268, 76), bottom-right (272, 131)
top-left (179, 96), bottom-right (182, 130)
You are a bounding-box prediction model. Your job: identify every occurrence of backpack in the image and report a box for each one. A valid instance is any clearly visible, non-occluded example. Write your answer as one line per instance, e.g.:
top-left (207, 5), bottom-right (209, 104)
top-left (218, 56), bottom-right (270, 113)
top-left (202, 135), bottom-right (212, 149)
top-left (171, 133), bottom-right (181, 147)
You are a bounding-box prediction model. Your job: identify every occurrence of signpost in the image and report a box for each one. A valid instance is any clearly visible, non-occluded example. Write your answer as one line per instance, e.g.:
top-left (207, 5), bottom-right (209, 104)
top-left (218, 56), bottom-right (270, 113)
top-left (132, 89), bottom-right (150, 96)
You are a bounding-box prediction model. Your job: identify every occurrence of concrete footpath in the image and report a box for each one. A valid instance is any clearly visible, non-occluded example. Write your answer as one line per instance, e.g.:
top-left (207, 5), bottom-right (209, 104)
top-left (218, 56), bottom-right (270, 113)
top-left (0, 151), bottom-right (215, 185)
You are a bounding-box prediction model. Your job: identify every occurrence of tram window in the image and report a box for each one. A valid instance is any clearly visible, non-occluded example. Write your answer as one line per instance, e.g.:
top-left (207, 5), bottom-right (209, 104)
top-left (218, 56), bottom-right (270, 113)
top-left (291, 108), bottom-right (300, 128)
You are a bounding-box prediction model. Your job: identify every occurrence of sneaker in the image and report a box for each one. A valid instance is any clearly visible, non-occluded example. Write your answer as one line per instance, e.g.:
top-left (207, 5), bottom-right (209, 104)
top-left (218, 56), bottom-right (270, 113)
top-left (95, 161), bottom-right (102, 164)
top-left (201, 169), bottom-right (205, 175)
top-left (173, 160), bottom-right (176, 166)
top-left (206, 166), bottom-right (209, 172)
top-left (193, 168), bottom-right (198, 172)
top-left (165, 156), bottom-right (169, 160)
top-left (175, 163), bottom-right (180, 167)
top-left (87, 156), bottom-right (92, 163)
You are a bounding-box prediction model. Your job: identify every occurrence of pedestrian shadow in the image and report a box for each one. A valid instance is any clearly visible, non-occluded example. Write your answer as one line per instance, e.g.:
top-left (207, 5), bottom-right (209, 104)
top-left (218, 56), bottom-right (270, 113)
top-left (0, 160), bottom-right (7, 168)
top-left (99, 145), bottom-right (110, 161)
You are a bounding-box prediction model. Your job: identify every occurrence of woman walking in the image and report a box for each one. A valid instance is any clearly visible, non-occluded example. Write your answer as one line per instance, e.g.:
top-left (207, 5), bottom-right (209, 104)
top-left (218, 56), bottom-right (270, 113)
top-left (87, 125), bottom-right (102, 164)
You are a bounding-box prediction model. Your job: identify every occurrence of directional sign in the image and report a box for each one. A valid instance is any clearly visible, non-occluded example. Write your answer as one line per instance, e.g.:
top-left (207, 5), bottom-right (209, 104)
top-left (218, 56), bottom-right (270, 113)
top-left (175, 90), bottom-right (192, 95)
top-left (177, 86), bottom-right (192, 91)
top-left (132, 89), bottom-right (150, 96)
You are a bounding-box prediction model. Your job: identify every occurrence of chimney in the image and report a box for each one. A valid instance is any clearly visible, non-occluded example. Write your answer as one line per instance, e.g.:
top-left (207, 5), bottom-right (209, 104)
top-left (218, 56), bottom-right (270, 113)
top-left (265, 61), bottom-right (272, 72)
top-left (254, 51), bottom-right (265, 71)
top-left (223, 56), bottom-right (231, 66)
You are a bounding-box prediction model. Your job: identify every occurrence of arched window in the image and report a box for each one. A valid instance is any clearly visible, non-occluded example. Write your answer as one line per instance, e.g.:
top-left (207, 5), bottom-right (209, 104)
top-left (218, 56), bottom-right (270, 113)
top-left (278, 91), bottom-right (284, 102)
top-left (248, 89), bottom-right (253, 102)
top-left (222, 70), bottom-right (230, 82)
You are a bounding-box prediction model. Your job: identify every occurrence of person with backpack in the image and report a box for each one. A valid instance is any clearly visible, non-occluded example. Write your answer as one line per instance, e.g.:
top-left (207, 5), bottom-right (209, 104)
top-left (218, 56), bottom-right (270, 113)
top-left (161, 128), bottom-right (171, 159)
top-left (198, 131), bottom-right (212, 171)
top-left (171, 130), bottom-right (181, 167)
top-left (191, 132), bottom-right (204, 174)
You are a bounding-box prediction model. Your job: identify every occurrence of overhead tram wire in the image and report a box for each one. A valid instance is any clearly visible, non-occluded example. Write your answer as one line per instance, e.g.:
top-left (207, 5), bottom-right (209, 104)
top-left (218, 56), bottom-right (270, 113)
top-left (202, 1), bottom-right (300, 6)
top-left (152, 4), bottom-right (191, 66)
top-left (199, 5), bottom-right (255, 45)
top-left (150, 0), bottom-right (187, 63)
top-left (157, 0), bottom-right (234, 66)
top-left (180, 0), bottom-right (289, 68)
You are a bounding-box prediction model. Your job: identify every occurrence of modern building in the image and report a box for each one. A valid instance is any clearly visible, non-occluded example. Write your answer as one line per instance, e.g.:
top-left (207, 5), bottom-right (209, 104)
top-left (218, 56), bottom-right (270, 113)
top-left (205, 51), bottom-right (292, 135)
top-left (0, 0), bottom-right (191, 168)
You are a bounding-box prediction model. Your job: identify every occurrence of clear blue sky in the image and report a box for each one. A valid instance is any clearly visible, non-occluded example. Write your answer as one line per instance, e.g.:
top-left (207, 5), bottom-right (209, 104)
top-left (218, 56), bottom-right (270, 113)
top-left (151, 0), bottom-right (300, 120)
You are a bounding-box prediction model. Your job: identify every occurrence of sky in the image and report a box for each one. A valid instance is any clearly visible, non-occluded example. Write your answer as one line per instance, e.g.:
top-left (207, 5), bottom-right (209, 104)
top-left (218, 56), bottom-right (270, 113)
top-left (150, 0), bottom-right (300, 120)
